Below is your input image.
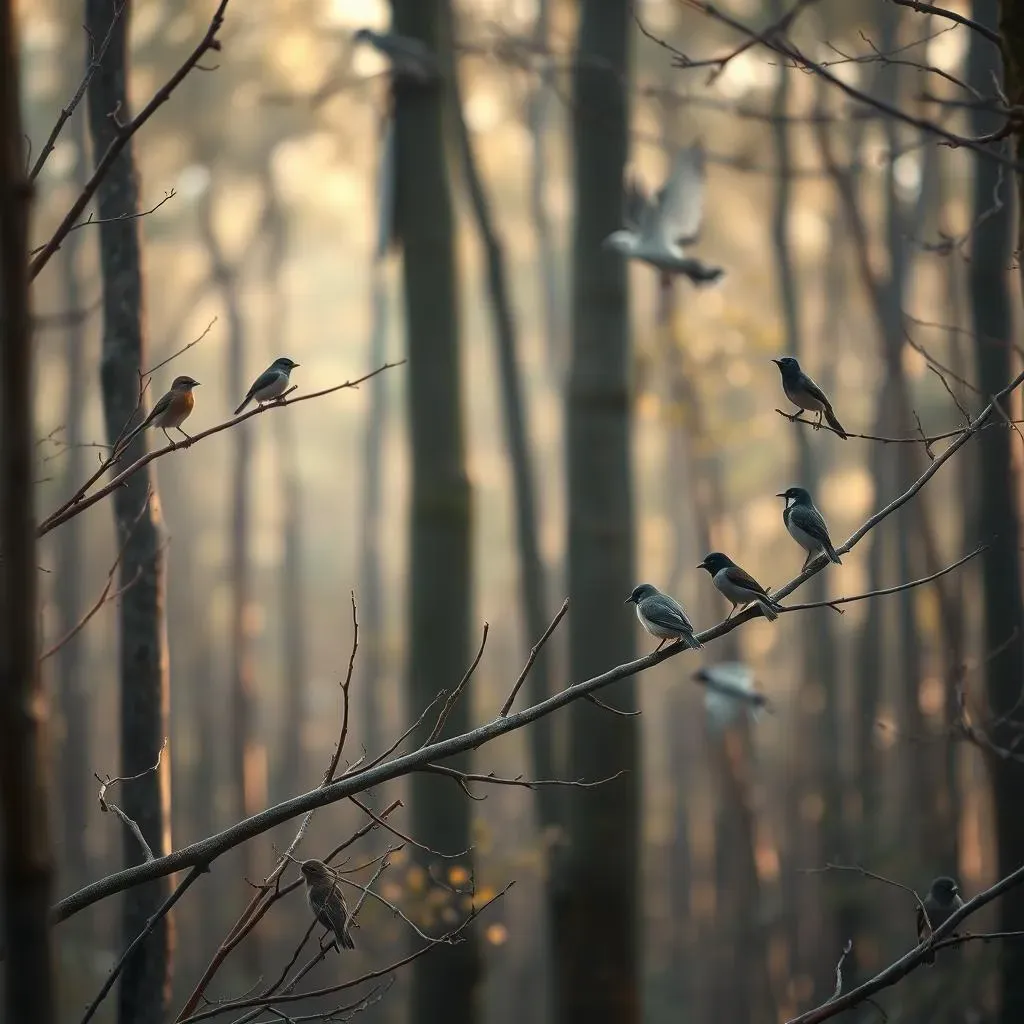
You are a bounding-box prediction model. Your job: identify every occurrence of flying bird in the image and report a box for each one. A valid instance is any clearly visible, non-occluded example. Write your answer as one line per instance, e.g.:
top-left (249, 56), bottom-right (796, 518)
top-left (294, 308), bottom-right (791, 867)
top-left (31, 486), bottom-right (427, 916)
top-left (625, 583), bottom-right (703, 651)
top-left (603, 145), bottom-right (725, 287)
top-left (916, 876), bottom-right (963, 965)
top-left (352, 27), bottom-right (439, 83)
top-left (697, 552), bottom-right (782, 622)
top-left (772, 357), bottom-right (848, 439)
top-left (114, 375), bottom-right (200, 458)
top-left (300, 859), bottom-right (356, 951)
top-left (235, 357), bottom-right (299, 415)
top-left (694, 662), bottom-right (773, 732)
top-left (777, 486), bottom-right (842, 570)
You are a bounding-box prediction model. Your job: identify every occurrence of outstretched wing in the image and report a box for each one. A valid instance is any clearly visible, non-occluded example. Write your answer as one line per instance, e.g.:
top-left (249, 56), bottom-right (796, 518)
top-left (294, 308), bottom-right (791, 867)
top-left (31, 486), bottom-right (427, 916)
top-left (622, 175), bottom-right (654, 234)
top-left (723, 564), bottom-right (771, 599)
top-left (653, 144), bottom-right (707, 248)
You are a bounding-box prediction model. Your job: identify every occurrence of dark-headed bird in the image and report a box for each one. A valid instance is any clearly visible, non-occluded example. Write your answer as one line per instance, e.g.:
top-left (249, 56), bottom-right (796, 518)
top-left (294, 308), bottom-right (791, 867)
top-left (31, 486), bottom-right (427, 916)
top-left (603, 144), bottom-right (725, 288)
top-left (772, 356), bottom-right (848, 439)
top-left (235, 357), bottom-right (299, 415)
top-left (697, 552), bottom-right (782, 622)
top-left (300, 859), bottom-right (356, 951)
top-left (778, 486), bottom-right (842, 570)
top-left (916, 876), bottom-right (963, 965)
top-left (625, 583), bottom-right (703, 652)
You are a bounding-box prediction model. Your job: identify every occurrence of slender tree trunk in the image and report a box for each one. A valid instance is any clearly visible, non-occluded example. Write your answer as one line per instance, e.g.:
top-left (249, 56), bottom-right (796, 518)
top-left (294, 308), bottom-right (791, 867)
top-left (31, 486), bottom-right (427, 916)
top-left (975, 6), bottom-right (1024, 1021)
top-left (551, 4), bottom-right (638, 1024)
top-left (84, 2), bottom-right (173, 1019)
top-left (53, 117), bottom-right (92, 893)
top-left (390, 4), bottom-right (478, 1024)
top-left (0, 8), bottom-right (56, 1021)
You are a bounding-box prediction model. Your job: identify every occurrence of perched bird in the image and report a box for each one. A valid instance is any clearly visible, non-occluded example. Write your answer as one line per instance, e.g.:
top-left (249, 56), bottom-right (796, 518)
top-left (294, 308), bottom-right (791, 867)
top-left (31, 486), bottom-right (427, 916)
top-left (115, 375), bottom-right (200, 457)
top-left (777, 486), bottom-right (842, 570)
top-left (697, 552), bottom-right (782, 622)
top-left (694, 662), bottom-right (773, 732)
top-left (235, 357), bottom-right (299, 415)
top-left (916, 876), bottom-right (963, 965)
top-left (352, 27), bottom-right (439, 83)
top-left (602, 144), bottom-right (725, 287)
top-left (625, 583), bottom-right (703, 651)
top-left (772, 356), bottom-right (848, 439)
top-left (300, 859), bottom-right (356, 951)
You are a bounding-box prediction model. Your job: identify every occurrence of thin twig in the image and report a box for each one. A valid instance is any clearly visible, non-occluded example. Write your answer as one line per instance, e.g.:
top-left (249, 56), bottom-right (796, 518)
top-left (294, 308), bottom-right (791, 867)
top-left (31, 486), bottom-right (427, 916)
top-left (424, 623), bottom-right (489, 746)
top-left (499, 598), bottom-right (568, 716)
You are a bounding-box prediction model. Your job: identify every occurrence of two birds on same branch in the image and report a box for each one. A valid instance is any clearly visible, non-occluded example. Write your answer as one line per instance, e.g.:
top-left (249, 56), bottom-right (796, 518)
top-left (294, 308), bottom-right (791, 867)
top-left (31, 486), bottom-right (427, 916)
top-left (113, 357), bottom-right (300, 459)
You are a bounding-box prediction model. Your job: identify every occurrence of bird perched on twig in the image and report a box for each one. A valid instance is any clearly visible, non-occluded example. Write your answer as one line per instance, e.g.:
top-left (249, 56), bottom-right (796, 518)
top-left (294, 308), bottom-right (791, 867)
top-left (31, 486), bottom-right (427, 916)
top-left (625, 583), bottom-right (703, 651)
top-left (602, 144), bottom-right (725, 287)
top-left (697, 552), bottom-right (783, 622)
top-left (300, 859), bottom-right (356, 951)
top-left (777, 486), bottom-right (842, 570)
top-left (916, 876), bottom-right (963, 965)
top-left (234, 357), bottom-right (299, 415)
top-left (114, 375), bottom-right (200, 458)
top-left (694, 662), bottom-right (773, 731)
top-left (772, 356), bottom-right (848, 438)
top-left (352, 27), bottom-right (439, 84)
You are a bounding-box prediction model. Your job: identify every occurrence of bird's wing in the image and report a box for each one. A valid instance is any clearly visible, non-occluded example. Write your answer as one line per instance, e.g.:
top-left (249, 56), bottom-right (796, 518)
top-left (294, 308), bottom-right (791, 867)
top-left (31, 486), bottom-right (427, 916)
top-left (311, 879), bottom-right (350, 939)
top-left (622, 175), bottom-right (654, 234)
top-left (791, 504), bottom-right (834, 547)
top-left (699, 662), bottom-right (754, 693)
top-left (246, 367), bottom-right (281, 397)
top-left (723, 564), bottom-right (771, 598)
top-left (143, 389), bottom-right (175, 426)
top-left (653, 145), bottom-right (707, 248)
top-left (798, 372), bottom-right (832, 408)
top-left (916, 904), bottom-right (927, 940)
top-left (643, 595), bottom-right (694, 634)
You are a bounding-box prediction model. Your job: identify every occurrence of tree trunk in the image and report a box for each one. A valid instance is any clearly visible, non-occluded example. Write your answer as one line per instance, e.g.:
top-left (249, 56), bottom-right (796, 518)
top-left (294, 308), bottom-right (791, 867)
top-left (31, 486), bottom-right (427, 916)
top-left (84, 1), bottom-right (173, 1020)
top-left (975, 5), bottom-right (1024, 1021)
top-left (0, 7), bottom-right (56, 1021)
top-left (390, 3), bottom-right (478, 1024)
top-left (551, 3), bottom-right (638, 1023)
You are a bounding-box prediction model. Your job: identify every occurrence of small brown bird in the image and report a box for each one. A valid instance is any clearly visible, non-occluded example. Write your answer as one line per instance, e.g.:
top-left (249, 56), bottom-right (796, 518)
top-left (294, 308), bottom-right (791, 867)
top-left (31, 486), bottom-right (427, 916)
top-left (115, 375), bottom-right (200, 457)
top-left (916, 876), bottom-right (963, 965)
top-left (300, 859), bottom-right (355, 951)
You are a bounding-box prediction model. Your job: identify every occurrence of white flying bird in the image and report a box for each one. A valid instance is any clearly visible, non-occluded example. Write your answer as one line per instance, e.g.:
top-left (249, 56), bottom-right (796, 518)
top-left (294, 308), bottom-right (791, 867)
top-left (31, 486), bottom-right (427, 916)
top-left (603, 144), bottom-right (724, 287)
top-left (693, 662), bottom-right (772, 732)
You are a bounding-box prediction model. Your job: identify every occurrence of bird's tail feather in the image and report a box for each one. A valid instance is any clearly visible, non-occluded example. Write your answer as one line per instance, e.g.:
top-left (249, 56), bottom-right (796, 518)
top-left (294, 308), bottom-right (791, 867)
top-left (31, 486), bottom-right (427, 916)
top-left (826, 542), bottom-right (843, 565)
top-left (683, 631), bottom-right (703, 650)
top-left (824, 404), bottom-right (848, 439)
top-left (234, 395), bottom-right (252, 416)
top-left (757, 599), bottom-right (780, 622)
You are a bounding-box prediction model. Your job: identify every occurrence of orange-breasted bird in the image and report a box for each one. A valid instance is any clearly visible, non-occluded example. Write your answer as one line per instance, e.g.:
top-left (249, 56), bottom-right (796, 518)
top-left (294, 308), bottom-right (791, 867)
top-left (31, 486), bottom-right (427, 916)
top-left (114, 375), bottom-right (200, 458)
top-left (300, 859), bottom-right (356, 951)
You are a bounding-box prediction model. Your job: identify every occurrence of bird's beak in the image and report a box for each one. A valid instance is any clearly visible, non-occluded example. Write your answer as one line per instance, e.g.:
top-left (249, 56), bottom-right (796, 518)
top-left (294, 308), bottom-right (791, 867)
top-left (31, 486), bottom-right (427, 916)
top-left (624, 597), bottom-right (632, 605)
top-left (193, 381), bottom-right (201, 387)
top-left (775, 492), bottom-right (786, 498)
top-left (771, 358), bottom-right (782, 366)
top-left (696, 562), bottom-right (705, 570)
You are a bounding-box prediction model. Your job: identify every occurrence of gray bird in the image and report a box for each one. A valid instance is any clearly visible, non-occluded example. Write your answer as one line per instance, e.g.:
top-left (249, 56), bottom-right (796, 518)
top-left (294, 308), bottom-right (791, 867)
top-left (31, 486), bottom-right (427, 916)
top-left (352, 27), bottom-right (439, 83)
top-left (694, 662), bottom-right (773, 731)
top-left (697, 552), bottom-right (782, 622)
top-left (916, 876), bottom-right (963, 965)
top-left (772, 356), bottom-right (848, 439)
top-left (234, 357), bottom-right (299, 415)
top-left (602, 145), bottom-right (725, 287)
top-left (777, 486), bottom-right (842, 570)
top-left (300, 859), bottom-right (356, 951)
top-left (625, 583), bottom-right (703, 651)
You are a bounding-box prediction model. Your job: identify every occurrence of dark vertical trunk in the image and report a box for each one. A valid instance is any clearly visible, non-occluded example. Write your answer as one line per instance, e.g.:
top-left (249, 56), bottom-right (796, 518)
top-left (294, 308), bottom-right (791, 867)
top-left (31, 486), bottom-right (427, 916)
top-left (84, 2), bottom-right (173, 1019)
top-left (551, 4), bottom-right (638, 1024)
top-left (53, 118), bottom-right (92, 892)
top-left (0, 8), bottom-right (56, 1021)
top-left (976, 5), bottom-right (1024, 1021)
top-left (390, 4), bottom-right (478, 1024)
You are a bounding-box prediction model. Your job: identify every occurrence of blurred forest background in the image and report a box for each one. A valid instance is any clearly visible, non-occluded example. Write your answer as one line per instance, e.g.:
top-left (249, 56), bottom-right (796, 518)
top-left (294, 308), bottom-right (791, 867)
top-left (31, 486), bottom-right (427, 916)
top-left (7, 0), bottom-right (1024, 1022)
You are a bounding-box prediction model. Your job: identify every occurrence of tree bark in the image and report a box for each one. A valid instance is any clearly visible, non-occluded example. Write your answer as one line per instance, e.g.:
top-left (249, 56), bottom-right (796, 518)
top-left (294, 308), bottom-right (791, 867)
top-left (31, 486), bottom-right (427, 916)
top-left (390, 3), bottom-right (478, 1024)
top-left (974, 5), bottom-right (1024, 1021)
top-left (0, 7), bottom-right (56, 1021)
top-left (85, 2), bottom-right (173, 1020)
top-left (551, 3), bottom-right (639, 1023)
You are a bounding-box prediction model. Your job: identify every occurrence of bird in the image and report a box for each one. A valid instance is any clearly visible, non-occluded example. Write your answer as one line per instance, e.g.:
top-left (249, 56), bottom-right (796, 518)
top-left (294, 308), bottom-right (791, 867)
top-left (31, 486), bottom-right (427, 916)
top-left (234, 357), bottom-right (299, 415)
top-left (772, 356), bottom-right (848, 439)
top-left (694, 662), bottom-right (774, 732)
top-left (352, 27), bottom-right (439, 83)
top-left (697, 552), bottom-right (783, 621)
top-left (777, 486), bottom-right (843, 570)
top-left (114, 375), bottom-right (200, 457)
top-left (300, 859), bottom-right (356, 951)
top-left (602, 144), bottom-right (725, 288)
top-left (625, 583), bottom-right (703, 652)
top-left (916, 876), bottom-right (964, 965)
